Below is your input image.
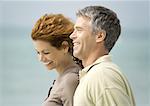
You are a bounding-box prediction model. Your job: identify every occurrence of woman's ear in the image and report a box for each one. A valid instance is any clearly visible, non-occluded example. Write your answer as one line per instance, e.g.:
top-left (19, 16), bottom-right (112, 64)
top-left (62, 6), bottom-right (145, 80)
top-left (96, 30), bottom-right (106, 43)
top-left (61, 41), bottom-right (69, 53)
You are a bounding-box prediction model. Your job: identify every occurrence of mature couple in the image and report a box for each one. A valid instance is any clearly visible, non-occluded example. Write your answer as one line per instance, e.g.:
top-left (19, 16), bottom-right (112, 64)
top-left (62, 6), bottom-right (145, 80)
top-left (31, 5), bottom-right (135, 106)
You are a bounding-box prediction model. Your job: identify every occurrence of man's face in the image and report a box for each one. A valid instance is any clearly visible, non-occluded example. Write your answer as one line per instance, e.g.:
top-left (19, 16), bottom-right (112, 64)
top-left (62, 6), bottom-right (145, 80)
top-left (70, 16), bottom-right (97, 60)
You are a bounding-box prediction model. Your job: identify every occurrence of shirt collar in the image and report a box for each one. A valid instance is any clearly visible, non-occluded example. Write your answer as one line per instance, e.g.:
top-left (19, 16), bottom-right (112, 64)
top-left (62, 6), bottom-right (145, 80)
top-left (79, 55), bottom-right (112, 79)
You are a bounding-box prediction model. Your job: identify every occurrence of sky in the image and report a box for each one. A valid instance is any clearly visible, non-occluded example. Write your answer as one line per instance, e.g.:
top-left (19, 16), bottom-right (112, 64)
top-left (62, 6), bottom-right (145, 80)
top-left (0, 0), bottom-right (149, 30)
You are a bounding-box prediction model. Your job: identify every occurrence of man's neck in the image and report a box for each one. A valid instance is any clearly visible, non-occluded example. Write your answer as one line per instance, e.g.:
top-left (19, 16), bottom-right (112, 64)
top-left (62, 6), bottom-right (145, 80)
top-left (82, 50), bottom-right (108, 67)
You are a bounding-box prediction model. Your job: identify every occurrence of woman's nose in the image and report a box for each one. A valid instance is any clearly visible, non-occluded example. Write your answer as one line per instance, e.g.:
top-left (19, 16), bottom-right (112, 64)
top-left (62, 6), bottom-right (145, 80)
top-left (39, 54), bottom-right (46, 62)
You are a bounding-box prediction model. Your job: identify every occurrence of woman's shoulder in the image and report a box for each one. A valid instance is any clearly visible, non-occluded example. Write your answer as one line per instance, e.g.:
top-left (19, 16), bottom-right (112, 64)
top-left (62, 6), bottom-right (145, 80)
top-left (63, 65), bottom-right (80, 77)
top-left (60, 66), bottom-right (79, 86)
top-left (64, 69), bottom-right (79, 84)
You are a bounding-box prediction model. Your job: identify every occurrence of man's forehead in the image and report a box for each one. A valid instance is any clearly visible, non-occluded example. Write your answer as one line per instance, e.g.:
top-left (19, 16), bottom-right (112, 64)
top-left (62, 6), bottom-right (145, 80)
top-left (75, 17), bottom-right (91, 28)
top-left (76, 16), bottom-right (90, 22)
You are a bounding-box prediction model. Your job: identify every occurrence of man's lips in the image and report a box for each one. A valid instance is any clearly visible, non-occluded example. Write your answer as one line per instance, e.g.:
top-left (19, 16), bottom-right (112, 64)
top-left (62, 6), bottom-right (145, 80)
top-left (73, 42), bottom-right (80, 46)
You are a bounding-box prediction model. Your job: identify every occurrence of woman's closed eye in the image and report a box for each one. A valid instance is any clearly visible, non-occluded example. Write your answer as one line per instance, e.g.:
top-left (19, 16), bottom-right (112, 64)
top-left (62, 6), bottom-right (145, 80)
top-left (43, 52), bottom-right (50, 55)
top-left (43, 50), bottom-right (51, 55)
top-left (35, 50), bottom-right (50, 55)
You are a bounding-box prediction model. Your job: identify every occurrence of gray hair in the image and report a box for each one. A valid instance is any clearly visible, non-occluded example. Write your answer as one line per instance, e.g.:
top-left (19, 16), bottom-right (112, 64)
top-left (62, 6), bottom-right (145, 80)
top-left (76, 6), bottom-right (121, 52)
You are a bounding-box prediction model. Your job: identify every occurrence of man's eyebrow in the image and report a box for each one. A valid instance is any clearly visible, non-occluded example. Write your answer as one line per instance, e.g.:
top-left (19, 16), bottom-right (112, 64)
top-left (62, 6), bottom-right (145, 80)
top-left (74, 26), bottom-right (82, 29)
top-left (74, 26), bottom-right (81, 29)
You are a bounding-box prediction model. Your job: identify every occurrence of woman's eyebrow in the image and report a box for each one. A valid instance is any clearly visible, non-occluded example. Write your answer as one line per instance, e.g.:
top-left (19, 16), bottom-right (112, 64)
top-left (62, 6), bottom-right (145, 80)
top-left (35, 49), bottom-right (50, 53)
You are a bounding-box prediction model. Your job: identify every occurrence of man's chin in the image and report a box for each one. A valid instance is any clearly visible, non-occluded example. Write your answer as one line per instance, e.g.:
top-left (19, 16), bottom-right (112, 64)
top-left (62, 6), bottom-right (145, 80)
top-left (73, 51), bottom-right (81, 59)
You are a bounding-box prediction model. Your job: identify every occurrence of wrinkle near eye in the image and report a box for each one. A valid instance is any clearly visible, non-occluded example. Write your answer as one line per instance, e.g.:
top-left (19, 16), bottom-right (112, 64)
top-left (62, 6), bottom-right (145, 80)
top-left (35, 49), bottom-right (40, 55)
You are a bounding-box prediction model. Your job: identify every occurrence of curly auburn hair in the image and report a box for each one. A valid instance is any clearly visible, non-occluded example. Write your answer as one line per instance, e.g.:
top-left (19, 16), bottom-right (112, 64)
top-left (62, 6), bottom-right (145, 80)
top-left (31, 14), bottom-right (83, 68)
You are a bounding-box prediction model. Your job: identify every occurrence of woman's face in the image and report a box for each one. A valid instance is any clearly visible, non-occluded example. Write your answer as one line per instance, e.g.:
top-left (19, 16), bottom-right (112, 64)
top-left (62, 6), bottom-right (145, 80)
top-left (33, 40), bottom-right (66, 70)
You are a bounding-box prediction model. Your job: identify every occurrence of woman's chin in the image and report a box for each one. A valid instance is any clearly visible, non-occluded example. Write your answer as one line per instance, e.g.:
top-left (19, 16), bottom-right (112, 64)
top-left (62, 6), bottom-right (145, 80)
top-left (46, 66), bottom-right (55, 71)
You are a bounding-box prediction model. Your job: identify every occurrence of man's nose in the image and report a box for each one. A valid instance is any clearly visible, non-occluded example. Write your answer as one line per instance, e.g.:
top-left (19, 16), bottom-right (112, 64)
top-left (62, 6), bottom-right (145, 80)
top-left (69, 31), bottom-right (76, 40)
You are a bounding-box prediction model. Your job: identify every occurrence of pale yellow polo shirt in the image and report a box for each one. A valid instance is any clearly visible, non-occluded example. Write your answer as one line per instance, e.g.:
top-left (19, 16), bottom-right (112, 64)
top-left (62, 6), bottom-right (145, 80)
top-left (74, 55), bottom-right (135, 106)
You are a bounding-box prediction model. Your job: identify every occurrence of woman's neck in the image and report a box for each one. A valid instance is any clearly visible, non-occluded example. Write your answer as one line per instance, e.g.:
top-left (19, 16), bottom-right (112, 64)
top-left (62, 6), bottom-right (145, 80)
top-left (56, 55), bottom-right (76, 75)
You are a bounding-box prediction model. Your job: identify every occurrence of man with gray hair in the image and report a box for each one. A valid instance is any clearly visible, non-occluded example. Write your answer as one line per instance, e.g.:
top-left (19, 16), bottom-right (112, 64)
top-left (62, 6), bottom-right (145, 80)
top-left (70, 6), bottom-right (135, 106)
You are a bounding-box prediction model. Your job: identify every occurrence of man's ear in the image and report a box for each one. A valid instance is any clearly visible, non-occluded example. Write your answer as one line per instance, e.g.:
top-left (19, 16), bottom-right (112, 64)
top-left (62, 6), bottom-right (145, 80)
top-left (61, 41), bottom-right (69, 53)
top-left (96, 30), bottom-right (106, 43)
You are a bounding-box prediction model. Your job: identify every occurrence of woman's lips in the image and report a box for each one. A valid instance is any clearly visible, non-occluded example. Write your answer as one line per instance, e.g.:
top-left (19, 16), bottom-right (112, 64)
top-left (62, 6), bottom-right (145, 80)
top-left (43, 61), bottom-right (53, 65)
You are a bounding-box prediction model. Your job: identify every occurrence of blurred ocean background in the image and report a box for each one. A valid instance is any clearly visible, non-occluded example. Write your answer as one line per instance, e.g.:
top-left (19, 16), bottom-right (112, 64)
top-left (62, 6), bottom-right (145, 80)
top-left (0, 0), bottom-right (149, 106)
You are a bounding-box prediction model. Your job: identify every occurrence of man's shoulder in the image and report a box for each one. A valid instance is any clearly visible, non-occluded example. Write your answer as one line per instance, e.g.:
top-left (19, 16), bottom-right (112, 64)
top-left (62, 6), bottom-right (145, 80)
top-left (85, 61), bottom-right (127, 88)
top-left (89, 61), bottom-right (121, 75)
